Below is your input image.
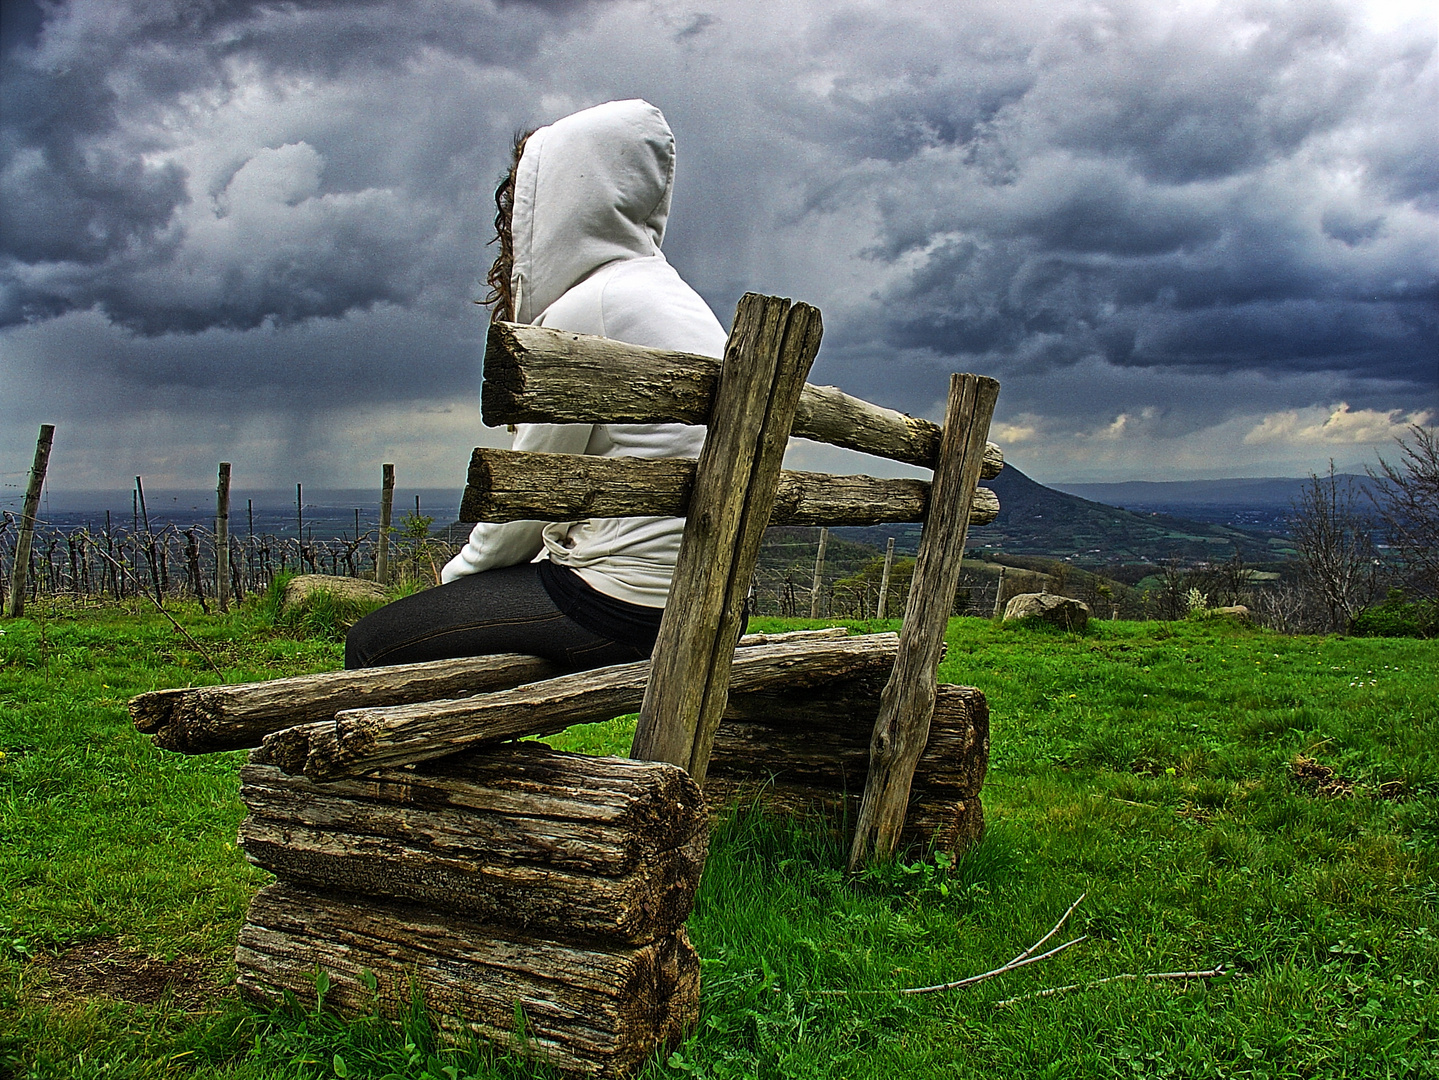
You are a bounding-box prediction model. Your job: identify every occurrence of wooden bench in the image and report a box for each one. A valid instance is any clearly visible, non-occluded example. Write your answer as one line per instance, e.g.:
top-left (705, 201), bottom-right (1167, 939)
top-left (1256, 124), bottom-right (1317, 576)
top-left (474, 292), bottom-right (999, 866)
top-left (128, 292), bottom-right (1000, 1077)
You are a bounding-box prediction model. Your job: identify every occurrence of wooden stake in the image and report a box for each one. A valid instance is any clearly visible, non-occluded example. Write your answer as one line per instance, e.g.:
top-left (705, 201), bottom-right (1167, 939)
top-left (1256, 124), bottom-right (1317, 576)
top-left (136, 476), bottom-right (151, 533)
top-left (377, 463), bottom-right (394, 585)
top-left (216, 462), bottom-right (231, 613)
top-left (848, 373), bottom-right (999, 871)
top-left (992, 565), bottom-right (1007, 619)
top-left (876, 537), bottom-right (896, 619)
top-left (809, 527), bottom-right (830, 619)
top-left (5, 424), bottom-right (54, 618)
top-left (630, 295), bottom-right (822, 783)
top-left (134, 475), bottom-right (162, 603)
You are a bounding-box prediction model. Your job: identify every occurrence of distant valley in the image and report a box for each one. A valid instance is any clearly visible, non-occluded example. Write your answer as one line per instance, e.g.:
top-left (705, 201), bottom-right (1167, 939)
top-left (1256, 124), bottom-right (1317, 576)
top-left (835, 464), bottom-right (1297, 569)
top-left (1049, 475), bottom-right (1371, 536)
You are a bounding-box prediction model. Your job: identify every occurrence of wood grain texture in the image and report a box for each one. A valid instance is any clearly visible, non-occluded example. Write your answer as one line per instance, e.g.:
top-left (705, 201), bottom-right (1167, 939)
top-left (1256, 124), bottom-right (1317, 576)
top-left (706, 680), bottom-right (988, 858)
top-left (129, 653), bottom-right (561, 753)
top-left (130, 630), bottom-right (845, 754)
top-left (683, 301), bottom-right (825, 783)
top-left (712, 681), bottom-right (989, 796)
top-left (236, 882), bottom-right (699, 1079)
top-left (238, 744), bottom-right (706, 944)
top-left (481, 322), bottom-right (1003, 477)
top-left (849, 373), bottom-right (1000, 871)
top-left (256, 633), bottom-right (900, 781)
top-left (459, 448), bottom-right (1000, 529)
top-left (630, 295), bottom-right (822, 777)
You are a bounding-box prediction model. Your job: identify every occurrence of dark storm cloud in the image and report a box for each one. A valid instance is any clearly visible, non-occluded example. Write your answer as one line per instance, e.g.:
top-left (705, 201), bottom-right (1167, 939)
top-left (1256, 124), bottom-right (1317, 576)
top-left (1, 0), bottom-right (1434, 486)
top-left (0, 0), bottom-right (593, 334)
top-left (825, 2), bottom-right (1438, 405)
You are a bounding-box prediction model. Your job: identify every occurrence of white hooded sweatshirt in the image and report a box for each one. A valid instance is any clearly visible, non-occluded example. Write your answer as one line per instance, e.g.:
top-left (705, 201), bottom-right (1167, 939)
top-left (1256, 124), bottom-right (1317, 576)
top-left (440, 100), bottom-right (727, 607)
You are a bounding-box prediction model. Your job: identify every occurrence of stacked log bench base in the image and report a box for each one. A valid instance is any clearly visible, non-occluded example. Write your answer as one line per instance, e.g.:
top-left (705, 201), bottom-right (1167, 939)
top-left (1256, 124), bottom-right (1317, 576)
top-left (236, 746), bottom-right (705, 1079)
top-left (708, 678), bottom-right (989, 854)
top-left (131, 632), bottom-right (990, 1076)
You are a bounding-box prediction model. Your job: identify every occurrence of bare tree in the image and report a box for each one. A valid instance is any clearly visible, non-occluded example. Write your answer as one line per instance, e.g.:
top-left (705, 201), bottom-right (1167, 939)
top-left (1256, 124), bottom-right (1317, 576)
top-left (1367, 424), bottom-right (1439, 599)
top-left (1156, 559), bottom-right (1189, 620)
top-left (1291, 462), bottom-right (1380, 632)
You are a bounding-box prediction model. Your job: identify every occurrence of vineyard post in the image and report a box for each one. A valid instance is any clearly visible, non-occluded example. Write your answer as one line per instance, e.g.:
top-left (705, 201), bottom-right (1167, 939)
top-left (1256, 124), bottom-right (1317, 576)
top-left (377, 463), bottom-right (395, 584)
top-left (5, 423), bottom-right (54, 618)
top-left (809, 526), bottom-right (829, 619)
top-left (992, 565), bottom-right (1007, 619)
top-left (216, 462), bottom-right (231, 612)
top-left (875, 536), bottom-right (896, 619)
top-left (135, 476), bottom-right (162, 603)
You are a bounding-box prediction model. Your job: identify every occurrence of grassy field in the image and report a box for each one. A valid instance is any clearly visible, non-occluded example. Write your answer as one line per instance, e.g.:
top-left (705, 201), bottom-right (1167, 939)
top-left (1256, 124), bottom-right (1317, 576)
top-left (1, 598), bottom-right (1436, 1079)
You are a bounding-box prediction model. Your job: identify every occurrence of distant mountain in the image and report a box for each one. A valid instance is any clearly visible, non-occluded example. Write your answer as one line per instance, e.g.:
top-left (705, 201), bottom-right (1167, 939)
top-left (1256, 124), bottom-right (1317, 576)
top-left (1047, 474), bottom-right (1374, 536)
top-left (833, 464), bottom-right (1293, 567)
top-left (1050, 475), bottom-right (1370, 508)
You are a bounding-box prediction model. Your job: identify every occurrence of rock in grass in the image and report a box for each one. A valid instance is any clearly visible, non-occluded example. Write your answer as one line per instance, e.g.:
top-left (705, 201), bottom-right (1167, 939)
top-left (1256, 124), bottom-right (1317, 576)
top-left (1003, 592), bottom-right (1090, 631)
top-left (280, 574), bottom-right (386, 608)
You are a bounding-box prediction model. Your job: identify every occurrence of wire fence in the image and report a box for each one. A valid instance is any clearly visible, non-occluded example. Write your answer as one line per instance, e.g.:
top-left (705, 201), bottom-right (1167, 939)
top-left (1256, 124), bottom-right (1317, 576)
top-left (2, 512), bottom-right (1302, 630)
top-left (0, 514), bottom-right (458, 610)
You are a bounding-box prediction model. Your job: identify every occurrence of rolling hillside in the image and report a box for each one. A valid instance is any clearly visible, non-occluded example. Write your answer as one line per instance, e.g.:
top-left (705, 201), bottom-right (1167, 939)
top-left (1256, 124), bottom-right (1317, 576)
top-left (832, 464), bottom-right (1293, 567)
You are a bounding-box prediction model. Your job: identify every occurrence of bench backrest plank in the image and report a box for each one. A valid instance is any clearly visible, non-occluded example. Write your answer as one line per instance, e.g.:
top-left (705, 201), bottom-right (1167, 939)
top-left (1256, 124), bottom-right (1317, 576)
top-left (459, 448), bottom-right (999, 529)
top-left (482, 321), bottom-right (1003, 474)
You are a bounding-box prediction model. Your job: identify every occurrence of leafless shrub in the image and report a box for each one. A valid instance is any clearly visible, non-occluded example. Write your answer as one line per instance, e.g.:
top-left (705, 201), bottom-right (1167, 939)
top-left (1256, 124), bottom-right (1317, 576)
top-left (1367, 424), bottom-right (1439, 600)
top-left (1290, 463), bottom-right (1382, 632)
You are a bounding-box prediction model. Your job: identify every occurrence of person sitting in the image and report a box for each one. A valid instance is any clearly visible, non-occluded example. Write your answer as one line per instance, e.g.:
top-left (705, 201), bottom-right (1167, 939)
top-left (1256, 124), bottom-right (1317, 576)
top-left (346, 99), bottom-right (727, 671)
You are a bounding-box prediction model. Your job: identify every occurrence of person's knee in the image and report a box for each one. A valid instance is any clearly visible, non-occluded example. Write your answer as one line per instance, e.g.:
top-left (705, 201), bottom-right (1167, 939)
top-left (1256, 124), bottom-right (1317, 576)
top-left (345, 610), bottom-right (380, 669)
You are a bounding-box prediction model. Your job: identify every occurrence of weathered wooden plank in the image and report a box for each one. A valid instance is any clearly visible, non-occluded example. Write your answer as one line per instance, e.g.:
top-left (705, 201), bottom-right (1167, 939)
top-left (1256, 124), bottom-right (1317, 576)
top-left (684, 302), bottom-right (825, 784)
top-left (711, 682), bottom-right (989, 796)
top-left (129, 630), bottom-right (849, 755)
top-left (630, 296), bottom-right (822, 781)
top-left (706, 680), bottom-right (987, 858)
top-left (482, 321), bottom-right (1003, 477)
top-left (129, 653), bottom-right (561, 753)
top-left (849, 373), bottom-right (1000, 871)
top-left (458, 448), bottom-right (1002, 528)
top-left (257, 633), bottom-right (900, 781)
top-left (238, 744), bottom-right (706, 944)
top-left (237, 882), bottom-right (699, 1079)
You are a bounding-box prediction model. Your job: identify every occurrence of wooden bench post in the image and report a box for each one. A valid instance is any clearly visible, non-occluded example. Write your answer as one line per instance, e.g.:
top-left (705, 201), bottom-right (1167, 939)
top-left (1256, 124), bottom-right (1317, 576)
top-left (848, 373), bottom-right (999, 870)
top-left (630, 294), bottom-right (822, 782)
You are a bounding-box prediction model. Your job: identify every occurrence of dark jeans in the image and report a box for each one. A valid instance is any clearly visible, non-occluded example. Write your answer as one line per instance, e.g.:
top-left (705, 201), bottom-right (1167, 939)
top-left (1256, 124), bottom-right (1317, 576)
top-left (344, 563), bottom-right (651, 671)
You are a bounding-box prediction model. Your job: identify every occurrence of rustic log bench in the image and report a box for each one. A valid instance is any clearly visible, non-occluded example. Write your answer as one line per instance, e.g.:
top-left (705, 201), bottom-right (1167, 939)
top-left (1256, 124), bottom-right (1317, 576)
top-left (129, 292), bottom-right (1000, 1077)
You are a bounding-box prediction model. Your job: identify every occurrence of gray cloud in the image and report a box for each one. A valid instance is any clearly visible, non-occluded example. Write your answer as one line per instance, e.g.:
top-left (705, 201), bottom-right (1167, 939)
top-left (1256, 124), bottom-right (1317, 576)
top-left (829, 3), bottom-right (1438, 407)
top-left (0, 0), bottom-right (592, 333)
top-left (1, 0), bottom-right (1434, 487)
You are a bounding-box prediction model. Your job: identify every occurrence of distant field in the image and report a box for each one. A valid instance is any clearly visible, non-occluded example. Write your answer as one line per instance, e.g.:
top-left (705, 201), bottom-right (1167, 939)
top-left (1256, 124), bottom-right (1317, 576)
top-left (2, 601), bottom-right (1435, 1078)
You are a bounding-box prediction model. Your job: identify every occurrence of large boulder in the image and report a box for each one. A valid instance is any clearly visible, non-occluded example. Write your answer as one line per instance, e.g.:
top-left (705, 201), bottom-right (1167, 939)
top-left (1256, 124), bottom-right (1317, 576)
top-left (281, 574), bottom-right (387, 610)
top-left (1002, 592), bottom-right (1090, 631)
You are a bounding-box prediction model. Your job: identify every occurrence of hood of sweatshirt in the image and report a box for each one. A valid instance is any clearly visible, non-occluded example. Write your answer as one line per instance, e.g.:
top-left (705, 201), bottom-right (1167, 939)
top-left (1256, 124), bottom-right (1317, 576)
top-left (510, 99), bottom-right (675, 325)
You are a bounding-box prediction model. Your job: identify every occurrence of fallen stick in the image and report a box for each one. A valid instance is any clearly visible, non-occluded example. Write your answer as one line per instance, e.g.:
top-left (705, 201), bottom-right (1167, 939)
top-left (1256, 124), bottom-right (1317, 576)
top-left (87, 537), bottom-right (223, 677)
top-left (993, 965), bottom-right (1230, 1008)
top-left (816, 892), bottom-right (1087, 997)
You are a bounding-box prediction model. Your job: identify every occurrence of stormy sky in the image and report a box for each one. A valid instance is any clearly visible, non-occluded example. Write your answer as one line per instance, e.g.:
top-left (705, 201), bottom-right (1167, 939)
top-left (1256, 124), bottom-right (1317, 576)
top-left (2, 0), bottom-right (1435, 498)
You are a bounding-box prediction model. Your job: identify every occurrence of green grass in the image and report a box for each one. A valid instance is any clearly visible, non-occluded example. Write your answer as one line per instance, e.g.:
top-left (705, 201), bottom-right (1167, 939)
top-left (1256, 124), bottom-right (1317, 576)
top-left (2, 600), bottom-right (1436, 1078)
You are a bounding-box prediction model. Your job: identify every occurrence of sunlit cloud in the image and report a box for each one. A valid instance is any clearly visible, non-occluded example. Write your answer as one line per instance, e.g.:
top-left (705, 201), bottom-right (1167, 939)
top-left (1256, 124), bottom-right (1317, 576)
top-left (1243, 403), bottom-right (1435, 446)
